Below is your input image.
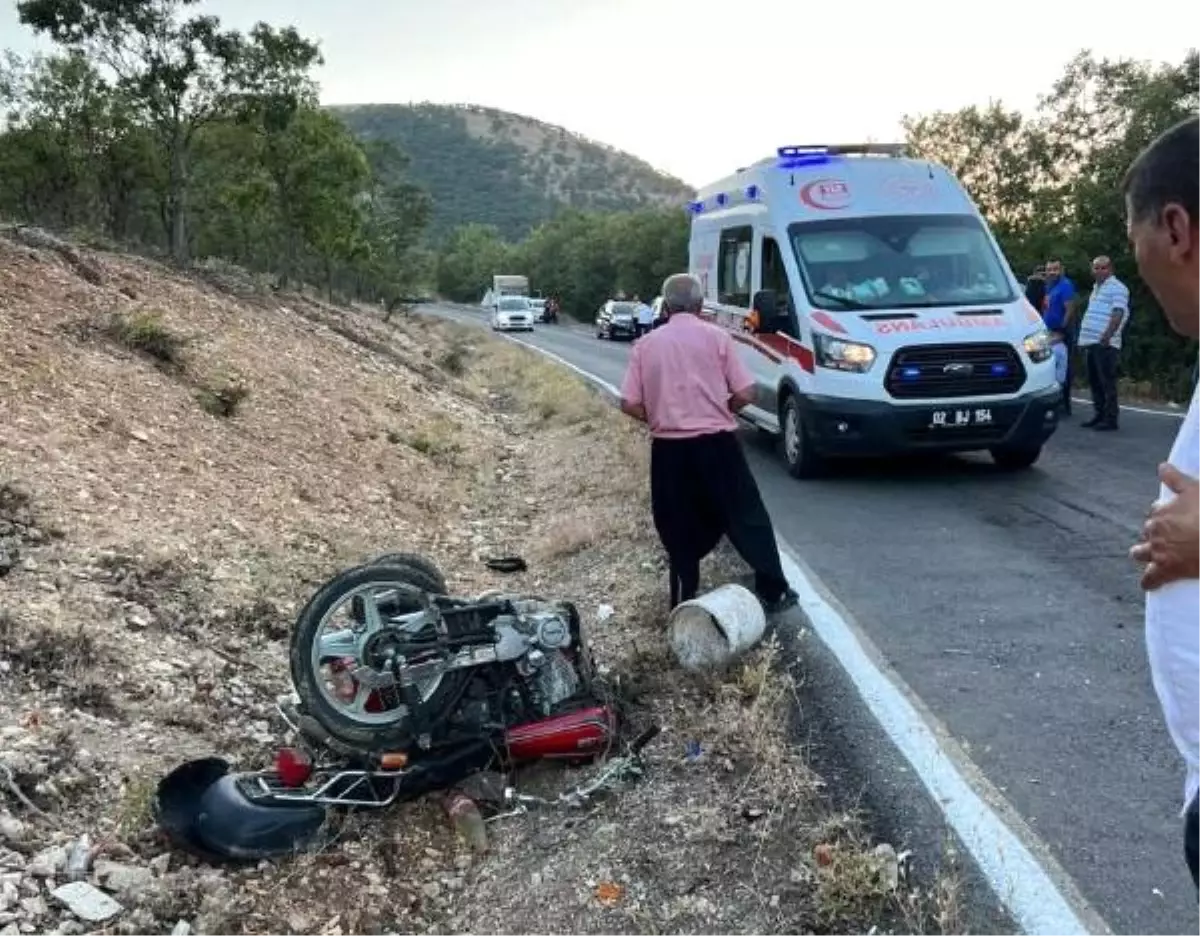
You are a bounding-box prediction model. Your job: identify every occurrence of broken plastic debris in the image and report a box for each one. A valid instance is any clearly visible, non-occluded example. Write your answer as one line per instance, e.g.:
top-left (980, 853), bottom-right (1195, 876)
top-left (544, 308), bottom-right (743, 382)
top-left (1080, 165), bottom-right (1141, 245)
top-left (596, 603), bottom-right (615, 624)
top-left (684, 740), bottom-right (703, 762)
top-left (594, 881), bottom-right (624, 907)
top-left (485, 556), bottom-right (527, 574)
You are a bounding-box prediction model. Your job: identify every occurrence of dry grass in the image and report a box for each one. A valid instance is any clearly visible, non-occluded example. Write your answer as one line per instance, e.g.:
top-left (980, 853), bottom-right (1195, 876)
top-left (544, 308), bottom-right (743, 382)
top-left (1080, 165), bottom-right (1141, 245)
top-left (0, 233), bottom-right (968, 935)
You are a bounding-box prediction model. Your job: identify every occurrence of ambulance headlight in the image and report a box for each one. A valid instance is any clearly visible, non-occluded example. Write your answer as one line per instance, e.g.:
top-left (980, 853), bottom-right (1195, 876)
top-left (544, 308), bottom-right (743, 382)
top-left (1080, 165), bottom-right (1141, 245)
top-left (814, 334), bottom-right (876, 373)
top-left (1023, 328), bottom-right (1052, 363)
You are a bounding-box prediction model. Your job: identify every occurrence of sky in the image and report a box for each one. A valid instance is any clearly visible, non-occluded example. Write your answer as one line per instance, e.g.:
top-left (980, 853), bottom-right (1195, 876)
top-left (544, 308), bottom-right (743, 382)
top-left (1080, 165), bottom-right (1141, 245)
top-left (1, 0), bottom-right (1194, 186)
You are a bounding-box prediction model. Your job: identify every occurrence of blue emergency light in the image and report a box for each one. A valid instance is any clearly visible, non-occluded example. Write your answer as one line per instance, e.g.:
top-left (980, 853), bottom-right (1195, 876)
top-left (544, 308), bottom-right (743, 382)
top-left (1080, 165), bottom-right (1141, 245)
top-left (776, 145), bottom-right (836, 170)
top-left (715, 192), bottom-right (728, 206)
top-left (687, 200), bottom-right (704, 214)
top-left (990, 363), bottom-right (1010, 376)
top-left (745, 184), bottom-right (760, 200)
top-left (900, 366), bottom-right (922, 380)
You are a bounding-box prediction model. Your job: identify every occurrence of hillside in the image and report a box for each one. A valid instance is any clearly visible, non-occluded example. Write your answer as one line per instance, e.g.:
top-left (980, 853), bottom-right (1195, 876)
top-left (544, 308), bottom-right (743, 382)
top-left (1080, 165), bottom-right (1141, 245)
top-left (330, 103), bottom-right (695, 240)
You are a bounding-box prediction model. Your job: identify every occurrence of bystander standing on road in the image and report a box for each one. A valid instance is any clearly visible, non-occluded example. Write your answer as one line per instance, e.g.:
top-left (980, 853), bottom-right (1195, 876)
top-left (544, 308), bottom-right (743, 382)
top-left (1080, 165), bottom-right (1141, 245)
top-left (1041, 259), bottom-right (1078, 416)
top-left (619, 273), bottom-right (796, 614)
top-left (632, 294), bottom-right (654, 338)
top-left (1077, 256), bottom-right (1131, 431)
top-left (1123, 116), bottom-right (1199, 890)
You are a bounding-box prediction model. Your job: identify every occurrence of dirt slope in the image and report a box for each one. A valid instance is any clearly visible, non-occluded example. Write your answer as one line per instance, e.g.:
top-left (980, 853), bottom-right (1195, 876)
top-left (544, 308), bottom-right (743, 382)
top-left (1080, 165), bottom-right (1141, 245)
top-left (0, 234), bottom-right (955, 935)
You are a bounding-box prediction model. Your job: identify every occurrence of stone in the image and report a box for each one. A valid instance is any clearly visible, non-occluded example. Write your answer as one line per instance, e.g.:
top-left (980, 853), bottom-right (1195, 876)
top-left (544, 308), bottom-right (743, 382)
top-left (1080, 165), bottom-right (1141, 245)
top-left (170, 922), bottom-right (191, 936)
top-left (94, 861), bottom-right (153, 898)
top-left (0, 816), bottom-right (25, 846)
top-left (49, 882), bottom-right (123, 923)
top-left (148, 854), bottom-right (170, 877)
top-left (27, 846), bottom-right (67, 878)
top-left (18, 895), bottom-right (46, 918)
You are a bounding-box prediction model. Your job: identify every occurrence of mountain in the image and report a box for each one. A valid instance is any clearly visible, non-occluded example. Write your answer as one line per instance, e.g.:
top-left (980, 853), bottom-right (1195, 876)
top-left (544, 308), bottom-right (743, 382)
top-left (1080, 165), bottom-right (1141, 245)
top-left (328, 103), bottom-right (695, 241)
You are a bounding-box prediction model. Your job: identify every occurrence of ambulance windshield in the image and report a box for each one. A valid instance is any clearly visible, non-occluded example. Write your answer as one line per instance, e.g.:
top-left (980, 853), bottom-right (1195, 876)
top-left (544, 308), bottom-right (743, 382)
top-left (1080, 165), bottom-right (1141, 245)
top-left (789, 214), bottom-right (1015, 311)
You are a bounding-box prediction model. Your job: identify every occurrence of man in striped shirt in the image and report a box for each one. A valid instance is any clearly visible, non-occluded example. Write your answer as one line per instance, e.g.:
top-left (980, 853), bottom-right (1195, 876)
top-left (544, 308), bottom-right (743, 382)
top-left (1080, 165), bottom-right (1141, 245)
top-left (1078, 256), bottom-right (1131, 430)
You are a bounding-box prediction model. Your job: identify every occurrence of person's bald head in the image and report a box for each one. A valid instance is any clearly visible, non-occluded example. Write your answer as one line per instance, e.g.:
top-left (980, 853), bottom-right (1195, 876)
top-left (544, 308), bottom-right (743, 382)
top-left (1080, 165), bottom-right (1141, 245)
top-left (661, 273), bottom-right (704, 314)
top-left (1091, 255), bottom-right (1113, 282)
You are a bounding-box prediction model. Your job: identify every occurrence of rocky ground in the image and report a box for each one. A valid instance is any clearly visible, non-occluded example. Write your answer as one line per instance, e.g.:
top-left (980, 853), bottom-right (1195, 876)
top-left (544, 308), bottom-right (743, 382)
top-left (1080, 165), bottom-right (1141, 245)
top-left (0, 232), bottom-right (961, 934)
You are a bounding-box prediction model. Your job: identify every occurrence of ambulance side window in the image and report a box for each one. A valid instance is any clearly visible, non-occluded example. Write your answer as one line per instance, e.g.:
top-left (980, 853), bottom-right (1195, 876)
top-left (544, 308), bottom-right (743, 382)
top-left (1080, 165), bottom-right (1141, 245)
top-left (760, 236), bottom-right (797, 338)
top-left (717, 225), bottom-right (753, 308)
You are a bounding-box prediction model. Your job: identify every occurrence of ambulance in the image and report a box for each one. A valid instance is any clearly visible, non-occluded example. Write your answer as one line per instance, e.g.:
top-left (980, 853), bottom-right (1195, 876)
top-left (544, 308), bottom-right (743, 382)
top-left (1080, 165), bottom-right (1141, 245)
top-left (688, 143), bottom-right (1060, 478)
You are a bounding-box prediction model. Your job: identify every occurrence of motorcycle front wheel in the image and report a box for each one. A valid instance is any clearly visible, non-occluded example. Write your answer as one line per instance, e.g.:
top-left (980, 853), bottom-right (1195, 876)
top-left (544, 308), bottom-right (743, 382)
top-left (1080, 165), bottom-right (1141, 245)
top-left (289, 562), bottom-right (469, 753)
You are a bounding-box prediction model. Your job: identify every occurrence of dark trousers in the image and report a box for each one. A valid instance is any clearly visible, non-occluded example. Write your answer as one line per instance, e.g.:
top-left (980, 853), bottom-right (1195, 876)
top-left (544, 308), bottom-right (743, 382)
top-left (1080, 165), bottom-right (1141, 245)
top-left (650, 431), bottom-right (789, 608)
top-left (1085, 344), bottom-right (1121, 426)
top-left (1187, 794), bottom-right (1198, 889)
top-left (1060, 328), bottom-right (1076, 414)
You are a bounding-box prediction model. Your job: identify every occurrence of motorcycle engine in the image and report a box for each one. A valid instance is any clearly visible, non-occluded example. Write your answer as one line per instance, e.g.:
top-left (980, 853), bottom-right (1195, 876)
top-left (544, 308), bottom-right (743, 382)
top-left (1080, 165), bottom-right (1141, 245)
top-left (404, 598), bottom-right (591, 741)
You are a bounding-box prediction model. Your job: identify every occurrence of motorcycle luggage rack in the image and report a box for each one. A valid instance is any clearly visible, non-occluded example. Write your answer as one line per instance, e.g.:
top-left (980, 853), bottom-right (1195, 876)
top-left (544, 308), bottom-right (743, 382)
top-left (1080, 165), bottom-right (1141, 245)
top-left (239, 766), bottom-right (408, 809)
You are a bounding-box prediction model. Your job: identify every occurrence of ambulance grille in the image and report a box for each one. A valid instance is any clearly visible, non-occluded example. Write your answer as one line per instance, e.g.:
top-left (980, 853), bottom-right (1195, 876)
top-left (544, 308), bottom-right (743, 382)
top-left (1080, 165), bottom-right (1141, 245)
top-left (885, 343), bottom-right (1026, 399)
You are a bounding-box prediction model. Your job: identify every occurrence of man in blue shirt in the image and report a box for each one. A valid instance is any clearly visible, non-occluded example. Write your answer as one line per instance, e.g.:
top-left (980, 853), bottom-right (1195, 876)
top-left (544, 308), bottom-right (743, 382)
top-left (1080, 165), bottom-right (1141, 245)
top-left (1041, 259), bottom-right (1079, 416)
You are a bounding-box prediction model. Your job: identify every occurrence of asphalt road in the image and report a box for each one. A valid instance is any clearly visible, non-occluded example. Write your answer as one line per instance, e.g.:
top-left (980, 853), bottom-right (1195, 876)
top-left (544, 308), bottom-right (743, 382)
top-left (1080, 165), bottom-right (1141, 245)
top-left (433, 306), bottom-right (1195, 935)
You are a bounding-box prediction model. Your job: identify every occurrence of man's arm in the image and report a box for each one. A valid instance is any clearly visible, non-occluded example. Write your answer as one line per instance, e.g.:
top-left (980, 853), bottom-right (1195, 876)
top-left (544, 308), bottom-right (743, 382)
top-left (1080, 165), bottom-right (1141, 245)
top-left (1099, 285), bottom-right (1129, 345)
top-left (722, 335), bottom-right (756, 412)
top-left (1059, 280), bottom-right (1079, 327)
top-left (619, 345), bottom-right (647, 422)
top-left (1130, 463), bottom-right (1200, 589)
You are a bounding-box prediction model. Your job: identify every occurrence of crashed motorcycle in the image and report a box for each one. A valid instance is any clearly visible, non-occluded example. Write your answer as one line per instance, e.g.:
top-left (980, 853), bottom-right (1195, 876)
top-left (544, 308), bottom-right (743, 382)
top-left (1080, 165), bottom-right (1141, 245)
top-left (156, 553), bottom-right (629, 861)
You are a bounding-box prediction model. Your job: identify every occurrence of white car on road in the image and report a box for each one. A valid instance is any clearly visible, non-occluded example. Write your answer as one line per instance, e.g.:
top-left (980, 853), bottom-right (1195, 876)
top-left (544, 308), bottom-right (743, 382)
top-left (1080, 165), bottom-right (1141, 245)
top-left (527, 297), bottom-right (548, 322)
top-left (491, 296), bottom-right (534, 332)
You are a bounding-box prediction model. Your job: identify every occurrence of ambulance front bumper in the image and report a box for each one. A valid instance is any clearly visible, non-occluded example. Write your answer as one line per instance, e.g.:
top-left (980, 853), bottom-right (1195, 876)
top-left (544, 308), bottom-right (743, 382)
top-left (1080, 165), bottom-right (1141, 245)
top-left (798, 384), bottom-right (1060, 456)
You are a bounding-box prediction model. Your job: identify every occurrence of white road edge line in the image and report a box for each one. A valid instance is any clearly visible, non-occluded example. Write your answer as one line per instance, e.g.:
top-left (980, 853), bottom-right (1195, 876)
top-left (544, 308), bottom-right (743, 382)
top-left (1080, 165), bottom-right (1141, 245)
top-left (1070, 395), bottom-right (1185, 419)
top-left (776, 546), bottom-right (1094, 936)
top-left (493, 324), bottom-right (1101, 936)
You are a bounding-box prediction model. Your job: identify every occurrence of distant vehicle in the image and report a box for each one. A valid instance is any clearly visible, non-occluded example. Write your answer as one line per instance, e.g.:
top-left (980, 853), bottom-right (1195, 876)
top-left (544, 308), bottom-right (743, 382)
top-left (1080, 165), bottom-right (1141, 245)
top-left (492, 275), bottom-right (530, 299)
top-left (491, 296), bottom-right (534, 332)
top-left (689, 141), bottom-right (1059, 478)
top-left (596, 300), bottom-right (638, 340)
top-left (527, 297), bottom-right (548, 322)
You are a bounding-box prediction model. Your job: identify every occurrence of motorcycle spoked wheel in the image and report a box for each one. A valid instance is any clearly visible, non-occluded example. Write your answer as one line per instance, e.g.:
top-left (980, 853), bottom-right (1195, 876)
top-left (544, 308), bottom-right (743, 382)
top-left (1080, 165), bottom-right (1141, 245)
top-left (289, 562), bottom-right (470, 753)
top-left (367, 552), bottom-right (448, 597)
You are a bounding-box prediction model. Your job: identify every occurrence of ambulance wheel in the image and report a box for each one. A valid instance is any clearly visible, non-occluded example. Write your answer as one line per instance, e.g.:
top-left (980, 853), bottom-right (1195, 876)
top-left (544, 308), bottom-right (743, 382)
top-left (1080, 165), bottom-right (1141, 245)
top-left (781, 394), bottom-right (825, 479)
top-left (989, 444), bottom-right (1042, 471)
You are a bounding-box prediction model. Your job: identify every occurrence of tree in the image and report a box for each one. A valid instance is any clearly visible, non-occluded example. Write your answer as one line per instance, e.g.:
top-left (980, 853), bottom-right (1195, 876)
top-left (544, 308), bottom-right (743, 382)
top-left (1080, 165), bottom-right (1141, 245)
top-left (436, 224), bottom-right (516, 302)
top-left (17, 0), bottom-right (322, 264)
top-left (903, 50), bottom-right (1198, 400)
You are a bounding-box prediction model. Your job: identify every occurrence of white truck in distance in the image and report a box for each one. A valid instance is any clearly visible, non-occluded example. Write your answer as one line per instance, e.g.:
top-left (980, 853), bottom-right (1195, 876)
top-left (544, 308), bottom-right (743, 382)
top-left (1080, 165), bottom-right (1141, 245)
top-left (492, 275), bottom-right (530, 299)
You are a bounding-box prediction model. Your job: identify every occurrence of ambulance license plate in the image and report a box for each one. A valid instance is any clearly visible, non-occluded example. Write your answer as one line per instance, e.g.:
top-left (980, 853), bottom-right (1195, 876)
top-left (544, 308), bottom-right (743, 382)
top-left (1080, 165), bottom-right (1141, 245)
top-left (928, 407), bottom-right (993, 429)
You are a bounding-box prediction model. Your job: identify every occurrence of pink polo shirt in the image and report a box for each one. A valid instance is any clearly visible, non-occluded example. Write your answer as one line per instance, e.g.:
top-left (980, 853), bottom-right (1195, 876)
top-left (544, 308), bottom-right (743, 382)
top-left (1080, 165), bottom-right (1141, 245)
top-left (620, 314), bottom-right (754, 439)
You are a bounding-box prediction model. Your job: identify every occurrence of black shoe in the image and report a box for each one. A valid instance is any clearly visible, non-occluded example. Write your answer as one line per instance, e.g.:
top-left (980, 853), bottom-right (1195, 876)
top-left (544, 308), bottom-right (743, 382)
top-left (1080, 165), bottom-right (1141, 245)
top-left (1080, 417), bottom-right (1101, 428)
top-left (762, 588), bottom-right (799, 615)
top-left (1093, 422), bottom-right (1119, 432)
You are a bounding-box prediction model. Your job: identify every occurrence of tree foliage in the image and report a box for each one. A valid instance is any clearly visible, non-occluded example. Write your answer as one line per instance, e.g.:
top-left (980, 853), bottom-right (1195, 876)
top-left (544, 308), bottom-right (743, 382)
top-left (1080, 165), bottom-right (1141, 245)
top-left (436, 208), bottom-right (688, 319)
top-left (904, 49), bottom-right (1198, 398)
top-left (0, 8), bottom-right (431, 304)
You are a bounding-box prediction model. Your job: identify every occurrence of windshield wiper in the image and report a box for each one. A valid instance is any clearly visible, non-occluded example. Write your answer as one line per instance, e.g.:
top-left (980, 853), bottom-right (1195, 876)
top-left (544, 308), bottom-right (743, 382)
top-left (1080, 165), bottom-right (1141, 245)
top-left (812, 290), bottom-right (873, 310)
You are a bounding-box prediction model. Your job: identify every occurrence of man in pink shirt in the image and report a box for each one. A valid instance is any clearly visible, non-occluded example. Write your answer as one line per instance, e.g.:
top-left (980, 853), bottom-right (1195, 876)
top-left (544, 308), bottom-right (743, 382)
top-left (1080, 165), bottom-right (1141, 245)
top-left (620, 273), bottom-right (796, 612)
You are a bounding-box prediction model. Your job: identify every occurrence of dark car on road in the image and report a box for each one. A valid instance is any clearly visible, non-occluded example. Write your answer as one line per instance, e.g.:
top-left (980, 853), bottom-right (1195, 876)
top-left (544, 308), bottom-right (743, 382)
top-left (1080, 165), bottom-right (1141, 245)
top-left (595, 300), bottom-right (638, 340)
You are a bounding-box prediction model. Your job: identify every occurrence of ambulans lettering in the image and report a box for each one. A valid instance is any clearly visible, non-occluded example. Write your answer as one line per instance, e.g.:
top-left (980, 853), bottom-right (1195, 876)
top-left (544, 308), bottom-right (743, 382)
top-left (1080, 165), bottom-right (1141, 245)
top-left (871, 315), bottom-right (1006, 335)
top-left (881, 177), bottom-right (936, 201)
top-left (799, 178), bottom-right (851, 210)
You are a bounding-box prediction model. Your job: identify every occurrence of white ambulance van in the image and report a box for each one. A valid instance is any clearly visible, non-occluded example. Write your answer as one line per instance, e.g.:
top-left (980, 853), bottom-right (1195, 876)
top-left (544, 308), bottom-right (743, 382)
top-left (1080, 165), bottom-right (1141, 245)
top-left (689, 143), bottom-right (1059, 478)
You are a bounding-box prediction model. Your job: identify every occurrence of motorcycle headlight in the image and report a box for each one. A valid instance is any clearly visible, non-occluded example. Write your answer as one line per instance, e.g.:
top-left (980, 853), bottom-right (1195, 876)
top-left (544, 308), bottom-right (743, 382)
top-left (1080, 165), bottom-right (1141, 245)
top-left (1023, 328), bottom-right (1052, 363)
top-left (814, 333), bottom-right (876, 373)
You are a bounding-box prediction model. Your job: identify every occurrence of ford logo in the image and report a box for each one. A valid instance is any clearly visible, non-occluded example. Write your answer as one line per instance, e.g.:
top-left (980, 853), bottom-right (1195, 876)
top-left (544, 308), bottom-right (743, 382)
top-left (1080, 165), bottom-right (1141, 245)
top-left (943, 362), bottom-right (974, 376)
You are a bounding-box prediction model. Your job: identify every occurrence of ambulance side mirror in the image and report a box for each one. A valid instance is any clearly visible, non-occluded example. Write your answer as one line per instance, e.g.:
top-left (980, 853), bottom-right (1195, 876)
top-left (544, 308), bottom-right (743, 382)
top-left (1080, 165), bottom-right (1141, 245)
top-left (752, 290), bottom-right (783, 334)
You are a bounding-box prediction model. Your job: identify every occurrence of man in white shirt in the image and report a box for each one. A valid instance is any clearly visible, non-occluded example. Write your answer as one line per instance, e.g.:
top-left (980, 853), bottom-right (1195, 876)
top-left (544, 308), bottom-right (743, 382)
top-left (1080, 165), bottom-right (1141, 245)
top-left (1077, 255), bottom-right (1131, 430)
top-left (1124, 116), bottom-right (1199, 889)
top-left (633, 294), bottom-right (654, 338)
